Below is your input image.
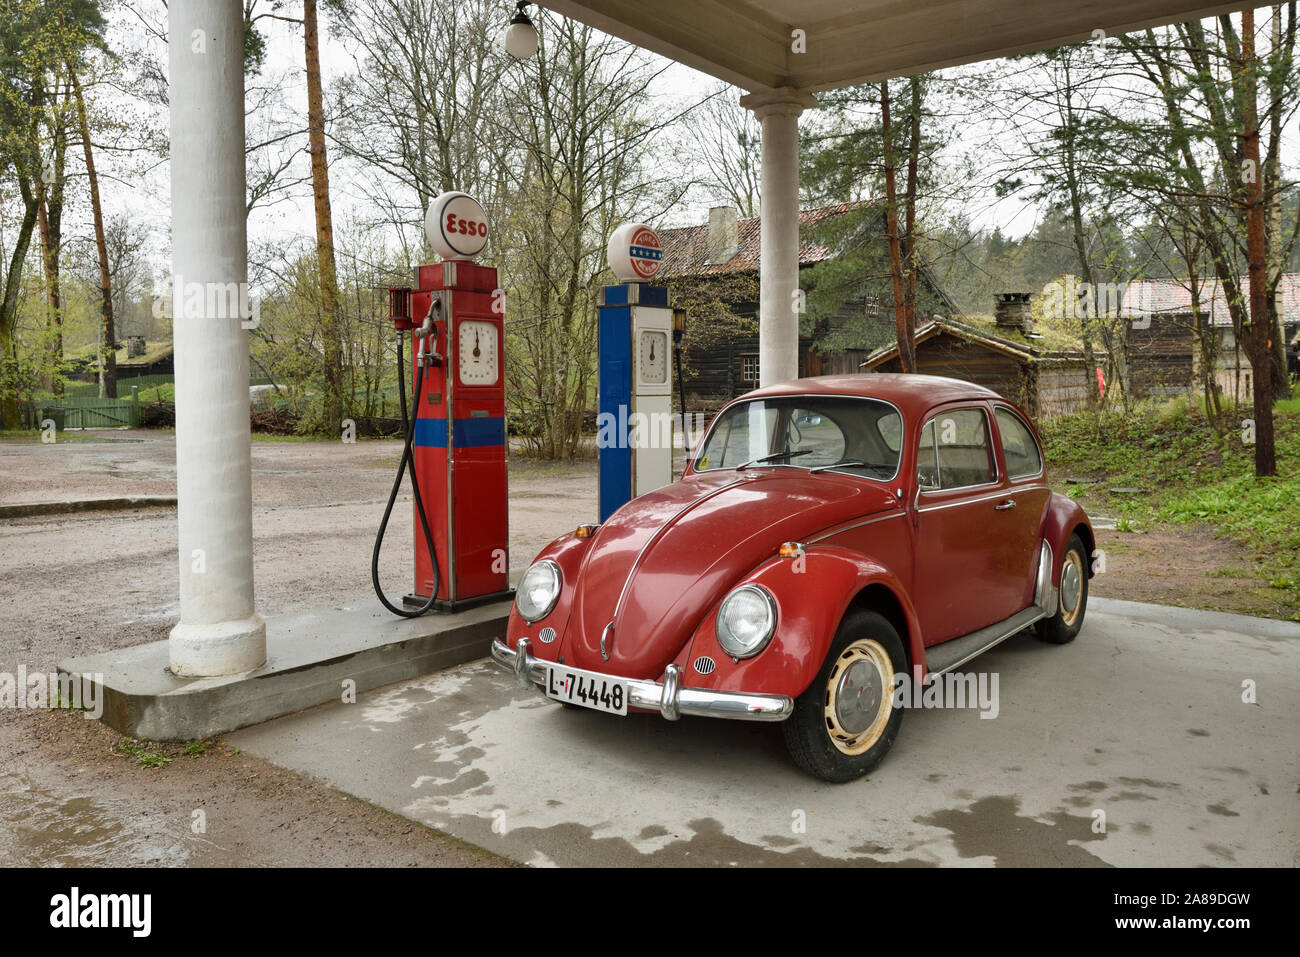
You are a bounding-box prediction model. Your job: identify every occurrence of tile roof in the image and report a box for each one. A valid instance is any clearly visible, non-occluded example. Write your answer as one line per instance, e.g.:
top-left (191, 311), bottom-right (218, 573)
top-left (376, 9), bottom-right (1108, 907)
top-left (1122, 276), bottom-right (1300, 326)
top-left (656, 201), bottom-right (875, 277)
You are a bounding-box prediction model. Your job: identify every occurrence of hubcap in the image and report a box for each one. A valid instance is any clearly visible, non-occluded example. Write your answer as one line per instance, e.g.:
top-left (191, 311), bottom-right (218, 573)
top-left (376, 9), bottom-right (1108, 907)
top-left (1060, 550), bottom-right (1084, 627)
top-left (823, 639), bottom-right (894, 756)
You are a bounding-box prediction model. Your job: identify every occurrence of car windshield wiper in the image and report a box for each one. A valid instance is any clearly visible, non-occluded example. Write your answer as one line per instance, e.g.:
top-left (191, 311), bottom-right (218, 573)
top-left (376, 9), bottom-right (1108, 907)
top-left (737, 449), bottom-right (814, 470)
top-left (808, 460), bottom-right (868, 474)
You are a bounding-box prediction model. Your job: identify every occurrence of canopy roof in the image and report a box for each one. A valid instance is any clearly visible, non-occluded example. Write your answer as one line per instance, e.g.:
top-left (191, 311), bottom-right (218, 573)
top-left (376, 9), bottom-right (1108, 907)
top-left (546, 0), bottom-right (1253, 91)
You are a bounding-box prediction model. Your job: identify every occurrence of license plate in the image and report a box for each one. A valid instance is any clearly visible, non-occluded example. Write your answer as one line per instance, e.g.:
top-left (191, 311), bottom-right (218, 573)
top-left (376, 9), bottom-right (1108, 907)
top-left (544, 664), bottom-right (628, 715)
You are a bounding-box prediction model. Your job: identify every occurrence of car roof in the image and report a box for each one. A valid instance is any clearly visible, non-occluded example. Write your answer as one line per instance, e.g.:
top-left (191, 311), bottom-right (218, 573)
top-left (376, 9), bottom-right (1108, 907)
top-left (739, 373), bottom-right (1004, 417)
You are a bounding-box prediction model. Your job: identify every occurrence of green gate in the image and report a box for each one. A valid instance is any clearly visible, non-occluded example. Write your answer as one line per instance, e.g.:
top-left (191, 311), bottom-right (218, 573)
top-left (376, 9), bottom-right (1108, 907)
top-left (41, 395), bottom-right (140, 429)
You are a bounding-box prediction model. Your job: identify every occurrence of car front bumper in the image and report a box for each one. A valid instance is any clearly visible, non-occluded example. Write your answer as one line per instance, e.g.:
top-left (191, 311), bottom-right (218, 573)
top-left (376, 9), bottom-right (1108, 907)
top-left (490, 638), bottom-right (793, 722)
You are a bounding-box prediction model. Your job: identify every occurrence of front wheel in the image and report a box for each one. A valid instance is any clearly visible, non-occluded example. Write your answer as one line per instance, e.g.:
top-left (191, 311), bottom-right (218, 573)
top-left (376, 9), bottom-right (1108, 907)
top-left (1036, 533), bottom-right (1089, 644)
top-left (782, 609), bottom-right (907, 783)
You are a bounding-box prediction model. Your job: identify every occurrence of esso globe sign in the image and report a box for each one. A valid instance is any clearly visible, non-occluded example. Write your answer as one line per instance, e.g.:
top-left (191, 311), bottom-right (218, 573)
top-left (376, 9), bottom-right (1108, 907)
top-left (425, 191), bottom-right (490, 261)
top-left (607, 223), bottom-right (663, 282)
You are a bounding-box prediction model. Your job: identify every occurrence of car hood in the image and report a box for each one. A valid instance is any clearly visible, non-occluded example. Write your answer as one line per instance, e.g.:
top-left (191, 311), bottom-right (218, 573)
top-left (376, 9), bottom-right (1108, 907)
top-left (566, 469), bottom-right (899, 677)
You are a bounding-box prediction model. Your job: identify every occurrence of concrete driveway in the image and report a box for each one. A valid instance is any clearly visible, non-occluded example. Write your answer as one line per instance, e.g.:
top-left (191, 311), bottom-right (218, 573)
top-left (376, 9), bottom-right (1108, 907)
top-left (230, 598), bottom-right (1300, 867)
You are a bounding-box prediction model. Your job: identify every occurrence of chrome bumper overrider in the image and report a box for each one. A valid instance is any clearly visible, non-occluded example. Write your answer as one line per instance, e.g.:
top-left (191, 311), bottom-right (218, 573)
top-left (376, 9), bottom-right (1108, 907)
top-left (490, 638), bottom-right (793, 722)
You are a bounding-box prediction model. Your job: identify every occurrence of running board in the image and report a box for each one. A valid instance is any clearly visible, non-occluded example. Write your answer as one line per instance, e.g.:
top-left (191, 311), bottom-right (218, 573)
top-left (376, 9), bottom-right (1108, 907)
top-left (923, 607), bottom-right (1046, 676)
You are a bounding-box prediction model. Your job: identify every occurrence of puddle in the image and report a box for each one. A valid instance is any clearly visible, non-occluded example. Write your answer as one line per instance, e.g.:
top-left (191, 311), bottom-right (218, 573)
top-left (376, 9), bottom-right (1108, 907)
top-left (0, 770), bottom-right (193, 866)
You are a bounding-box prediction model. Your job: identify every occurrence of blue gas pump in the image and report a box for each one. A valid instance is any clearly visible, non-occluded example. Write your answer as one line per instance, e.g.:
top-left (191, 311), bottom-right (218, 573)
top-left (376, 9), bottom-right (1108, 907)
top-left (598, 223), bottom-right (675, 521)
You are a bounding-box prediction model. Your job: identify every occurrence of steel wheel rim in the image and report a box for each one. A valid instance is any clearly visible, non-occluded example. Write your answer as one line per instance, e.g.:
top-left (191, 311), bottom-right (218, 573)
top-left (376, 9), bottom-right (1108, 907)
top-left (823, 639), bottom-right (894, 756)
top-left (1060, 549), bottom-right (1084, 627)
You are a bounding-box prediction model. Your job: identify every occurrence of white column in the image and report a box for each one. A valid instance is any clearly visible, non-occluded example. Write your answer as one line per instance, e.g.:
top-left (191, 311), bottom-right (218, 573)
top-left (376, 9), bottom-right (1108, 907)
top-left (167, 0), bottom-right (265, 676)
top-left (740, 87), bottom-right (817, 387)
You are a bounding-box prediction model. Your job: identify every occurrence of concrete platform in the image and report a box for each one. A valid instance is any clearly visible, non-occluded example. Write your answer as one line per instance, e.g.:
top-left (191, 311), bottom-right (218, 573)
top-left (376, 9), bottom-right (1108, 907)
top-left (229, 598), bottom-right (1300, 867)
top-left (58, 597), bottom-right (510, 741)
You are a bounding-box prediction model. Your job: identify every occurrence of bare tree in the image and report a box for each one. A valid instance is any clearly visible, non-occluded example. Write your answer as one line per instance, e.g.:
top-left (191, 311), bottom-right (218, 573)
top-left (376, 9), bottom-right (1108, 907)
top-left (681, 84), bottom-right (762, 218)
top-left (326, 0), bottom-right (509, 241)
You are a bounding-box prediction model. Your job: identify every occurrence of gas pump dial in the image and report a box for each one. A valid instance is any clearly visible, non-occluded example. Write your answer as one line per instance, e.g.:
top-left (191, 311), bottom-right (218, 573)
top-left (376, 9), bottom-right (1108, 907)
top-left (638, 329), bottom-right (668, 385)
top-left (458, 320), bottom-right (499, 386)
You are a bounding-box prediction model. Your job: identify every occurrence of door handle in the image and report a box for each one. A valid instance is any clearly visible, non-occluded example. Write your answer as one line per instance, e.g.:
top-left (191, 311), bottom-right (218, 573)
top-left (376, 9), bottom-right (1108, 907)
top-left (994, 499), bottom-right (1017, 511)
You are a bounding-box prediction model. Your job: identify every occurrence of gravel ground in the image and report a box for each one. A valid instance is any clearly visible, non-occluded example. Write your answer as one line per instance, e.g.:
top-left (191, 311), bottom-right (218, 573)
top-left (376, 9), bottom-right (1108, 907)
top-left (0, 429), bottom-right (594, 867)
top-left (0, 428), bottom-right (1280, 866)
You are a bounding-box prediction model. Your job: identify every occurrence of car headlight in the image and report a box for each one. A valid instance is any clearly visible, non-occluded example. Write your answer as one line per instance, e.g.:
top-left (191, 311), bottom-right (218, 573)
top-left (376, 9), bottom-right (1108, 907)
top-left (516, 560), bottom-right (562, 622)
top-left (716, 584), bottom-right (777, 658)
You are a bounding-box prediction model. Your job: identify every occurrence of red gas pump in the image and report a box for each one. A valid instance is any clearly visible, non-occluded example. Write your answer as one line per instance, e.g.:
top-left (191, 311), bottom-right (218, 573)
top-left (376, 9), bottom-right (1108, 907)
top-left (373, 191), bottom-right (513, 616)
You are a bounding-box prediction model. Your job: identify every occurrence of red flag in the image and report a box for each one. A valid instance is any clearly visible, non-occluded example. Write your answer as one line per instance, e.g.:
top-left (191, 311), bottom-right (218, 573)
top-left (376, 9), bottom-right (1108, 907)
top-left (1096, 367), bottom-right (1106, 398)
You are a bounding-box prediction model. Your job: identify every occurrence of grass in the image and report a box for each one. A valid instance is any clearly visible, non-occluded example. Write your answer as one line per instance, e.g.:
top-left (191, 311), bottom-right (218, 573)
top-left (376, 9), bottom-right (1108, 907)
top-left (114, 735), bottom-right (228, 768)
top-left (249, 432), bottom-right (317, 442)
top-left (129, 383), bottom-right (175, 403)
top-left (1040, 394), bottom-right (1300, 620)
top-left (116, 737), bottom-right (173, 769)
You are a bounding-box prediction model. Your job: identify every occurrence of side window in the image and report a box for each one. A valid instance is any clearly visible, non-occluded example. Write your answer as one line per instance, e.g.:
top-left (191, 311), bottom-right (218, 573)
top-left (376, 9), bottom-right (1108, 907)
top-left (995, 407), bottom-right (1043, 479)
top-left (916, 420), bottom-right (939, 489)
top-left (926, 408), bottom-right (995, 489)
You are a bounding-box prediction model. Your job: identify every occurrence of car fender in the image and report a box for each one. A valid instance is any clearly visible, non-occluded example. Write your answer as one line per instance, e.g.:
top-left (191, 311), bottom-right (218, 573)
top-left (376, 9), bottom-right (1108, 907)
top-left (1042, 493), bottom-right (1096, 581)
top-left (681, 545), bottom-right (925, 700)
top-left (504, 532), bottom-right (588, 655)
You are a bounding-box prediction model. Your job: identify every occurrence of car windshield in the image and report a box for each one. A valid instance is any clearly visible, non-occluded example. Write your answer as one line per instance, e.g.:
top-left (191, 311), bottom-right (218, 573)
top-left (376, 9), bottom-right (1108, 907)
top-left (692, 396), bottom-right (903, 480)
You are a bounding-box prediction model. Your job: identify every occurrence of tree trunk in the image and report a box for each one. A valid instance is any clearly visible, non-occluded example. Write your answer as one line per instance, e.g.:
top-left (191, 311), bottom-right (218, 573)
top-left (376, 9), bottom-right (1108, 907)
top-left (1242, 9), bottom-right (1277, 476)
top-left (36, 196), bottom-right (62, 393)
top-left (881, 80), bottom-right (915, 373)
top-left (304, 0), bottom-right (345, 433)
top-left (1, 172), bottom-right (39, 428)
top-left (70, 65), bottom-right (115, 399)
top-left (1267, 6), bottom-right (1293, 399)
top-left (902, 77), bottom-right (921, 343)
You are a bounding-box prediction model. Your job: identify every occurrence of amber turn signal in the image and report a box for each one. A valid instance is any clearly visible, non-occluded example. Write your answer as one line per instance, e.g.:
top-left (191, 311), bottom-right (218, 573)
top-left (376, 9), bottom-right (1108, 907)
top-left (575, 524), bottom-right (600, 539)
top-left (778, 542), bottom-right (804, 558)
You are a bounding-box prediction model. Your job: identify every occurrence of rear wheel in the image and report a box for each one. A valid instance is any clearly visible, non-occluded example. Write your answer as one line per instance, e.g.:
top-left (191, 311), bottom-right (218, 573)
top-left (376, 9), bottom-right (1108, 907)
top-left (782, 609), bottom-right (906, 783)
top-left (1036, 533), bottom-right (1089, 644)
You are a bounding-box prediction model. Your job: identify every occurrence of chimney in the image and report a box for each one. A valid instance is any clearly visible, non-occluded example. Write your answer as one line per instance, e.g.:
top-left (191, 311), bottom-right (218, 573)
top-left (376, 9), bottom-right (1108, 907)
top-left (126, 335), bottom-right (147, 358)
top-left (707, 206), bottom-right (739, 265)
top-left (994, 292), bottom-right (1034, 335)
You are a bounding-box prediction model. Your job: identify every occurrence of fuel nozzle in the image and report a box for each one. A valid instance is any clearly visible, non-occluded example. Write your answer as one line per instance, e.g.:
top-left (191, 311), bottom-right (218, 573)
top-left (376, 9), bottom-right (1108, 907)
top-left (416, 295), bottom-right (442, 338)
top-left (416, 297), bottom-right (444, 366)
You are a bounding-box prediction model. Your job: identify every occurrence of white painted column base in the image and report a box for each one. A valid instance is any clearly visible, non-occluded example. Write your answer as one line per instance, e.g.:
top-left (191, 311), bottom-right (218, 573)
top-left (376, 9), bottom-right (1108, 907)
top-left (170, 615), bottom-right (267, 677)
top-left (740, 87), bottom-right (817, 388)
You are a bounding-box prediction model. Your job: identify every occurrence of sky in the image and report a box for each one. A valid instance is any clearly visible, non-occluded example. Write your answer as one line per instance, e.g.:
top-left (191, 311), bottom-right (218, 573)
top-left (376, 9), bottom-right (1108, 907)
top-left (79, 1), bottom-right (1296, 298)
top-left (82, 0), bottom-right (1039, 294)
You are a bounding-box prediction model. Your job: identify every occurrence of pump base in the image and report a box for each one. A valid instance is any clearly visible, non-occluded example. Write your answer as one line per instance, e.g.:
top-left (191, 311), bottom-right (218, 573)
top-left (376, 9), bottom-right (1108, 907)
top-left (403, 589), bottom-right (516, 614)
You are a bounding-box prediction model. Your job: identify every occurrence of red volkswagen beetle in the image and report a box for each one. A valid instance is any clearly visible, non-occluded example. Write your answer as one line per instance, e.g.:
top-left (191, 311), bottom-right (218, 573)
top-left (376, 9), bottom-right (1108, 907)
top-left (492, 374), bottom-right (1093, 782)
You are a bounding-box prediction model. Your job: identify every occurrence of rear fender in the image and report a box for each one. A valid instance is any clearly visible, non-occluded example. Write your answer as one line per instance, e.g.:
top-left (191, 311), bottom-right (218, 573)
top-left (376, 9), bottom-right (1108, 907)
top-left (1042, 494), bottom-right (1095, 581)
top-left (682, 545), bottom-right (924, 699)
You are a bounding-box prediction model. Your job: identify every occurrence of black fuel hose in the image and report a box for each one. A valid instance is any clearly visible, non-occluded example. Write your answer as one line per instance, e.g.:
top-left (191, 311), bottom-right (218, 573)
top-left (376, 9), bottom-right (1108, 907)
top-left (372, 332), bottom-right (440, 617)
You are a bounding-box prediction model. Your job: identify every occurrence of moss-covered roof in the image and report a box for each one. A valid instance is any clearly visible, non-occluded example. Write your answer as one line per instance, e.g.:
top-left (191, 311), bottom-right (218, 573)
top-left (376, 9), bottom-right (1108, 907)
top-left (863, 314), bottom-right (1104, 368)
top-left (69, 339), bottom-right (174, 369)
top-left (955, 314), bottom-right (1095, 355)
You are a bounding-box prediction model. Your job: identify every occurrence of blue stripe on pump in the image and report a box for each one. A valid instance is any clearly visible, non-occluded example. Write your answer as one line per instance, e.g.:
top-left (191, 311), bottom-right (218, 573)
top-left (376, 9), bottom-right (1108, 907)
top-left (413, 417), bottom-right (505, 448)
